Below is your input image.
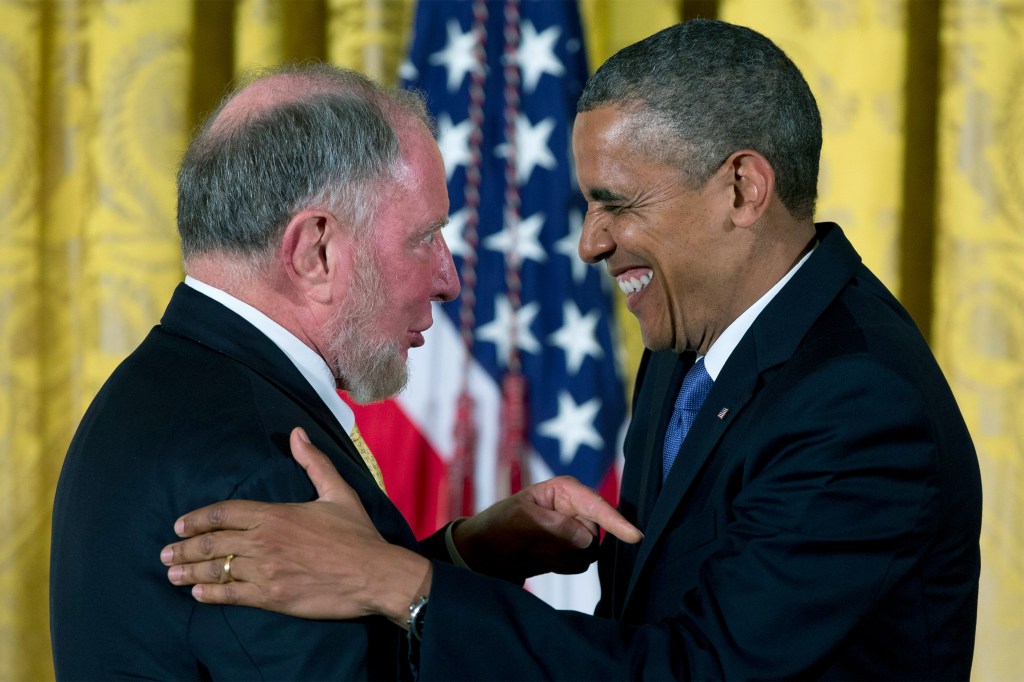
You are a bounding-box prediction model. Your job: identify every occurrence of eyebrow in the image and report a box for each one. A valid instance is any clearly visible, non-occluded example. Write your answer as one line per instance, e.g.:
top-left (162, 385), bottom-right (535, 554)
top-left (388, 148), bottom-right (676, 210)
top-left (421, 216), bottom-right (448, 237)
top-left (585, 187), bottom-right (629, 203)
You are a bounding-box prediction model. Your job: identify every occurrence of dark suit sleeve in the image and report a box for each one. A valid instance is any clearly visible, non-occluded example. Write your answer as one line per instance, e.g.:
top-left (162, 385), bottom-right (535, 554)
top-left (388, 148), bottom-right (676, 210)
top-left (418, 523), bottom-right (457, 563)
top-left (51, 361), bottom-right (404, 679)
top-left (418, 354), bottom-right (945, 680)
top-left (183, 435), bottom-right (406, 681)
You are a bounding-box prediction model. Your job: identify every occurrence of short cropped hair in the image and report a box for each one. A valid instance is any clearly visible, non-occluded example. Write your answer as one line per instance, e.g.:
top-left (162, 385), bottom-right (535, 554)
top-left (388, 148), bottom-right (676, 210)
top-left (578, 19), bottom-right (822, 219)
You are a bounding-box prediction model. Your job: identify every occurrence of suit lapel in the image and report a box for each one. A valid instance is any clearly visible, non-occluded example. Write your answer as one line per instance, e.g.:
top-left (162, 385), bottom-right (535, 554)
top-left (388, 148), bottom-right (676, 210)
top-left (618, 222), bottom-right (864, 614)
top-left (621, 342), bottom-right (760, 609)
top-left (633, 351), bottom-right (688, 529)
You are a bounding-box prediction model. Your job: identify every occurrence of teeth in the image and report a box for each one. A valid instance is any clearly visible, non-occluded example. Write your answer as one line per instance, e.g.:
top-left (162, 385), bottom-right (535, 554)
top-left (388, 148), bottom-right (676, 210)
top-left (617, 271), bottom-right (652, 295)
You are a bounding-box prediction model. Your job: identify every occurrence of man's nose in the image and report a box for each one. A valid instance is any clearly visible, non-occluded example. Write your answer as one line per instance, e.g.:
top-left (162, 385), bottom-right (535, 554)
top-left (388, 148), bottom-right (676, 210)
top-left (431, 232), bottom-right (461, 302)
top-left (578, 214), bottom-right (614, 264)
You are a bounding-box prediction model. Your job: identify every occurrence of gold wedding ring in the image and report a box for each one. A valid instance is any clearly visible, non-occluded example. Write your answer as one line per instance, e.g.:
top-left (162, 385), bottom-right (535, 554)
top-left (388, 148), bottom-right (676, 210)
top-left (223, 554), bottom-right (235, 582)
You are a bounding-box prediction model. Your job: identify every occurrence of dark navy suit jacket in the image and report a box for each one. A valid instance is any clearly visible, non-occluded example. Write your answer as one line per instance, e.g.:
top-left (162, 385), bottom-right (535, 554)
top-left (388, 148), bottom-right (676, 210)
top-left (51, 284), bottom-right (423, 680)
top-left (419, 223), bottom-right (981, 680)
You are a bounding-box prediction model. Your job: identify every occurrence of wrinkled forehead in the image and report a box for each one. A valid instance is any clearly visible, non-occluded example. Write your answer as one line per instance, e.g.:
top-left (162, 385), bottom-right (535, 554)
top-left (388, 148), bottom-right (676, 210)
top-left (573, 106), bottom-right (660, 168)
top-left (575, 105), bottom-right (696, 187)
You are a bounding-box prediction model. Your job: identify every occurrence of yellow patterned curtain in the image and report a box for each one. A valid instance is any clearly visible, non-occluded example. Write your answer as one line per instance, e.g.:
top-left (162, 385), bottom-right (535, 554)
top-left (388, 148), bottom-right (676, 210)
top-left (0, 5), bottom-right (45, 679)
top-left (2, 1), bottom-right (190, 679)
top-left (1, 1), bottom-right (1021, 679)
top-left (934, 2), bottom-right (1024, 678)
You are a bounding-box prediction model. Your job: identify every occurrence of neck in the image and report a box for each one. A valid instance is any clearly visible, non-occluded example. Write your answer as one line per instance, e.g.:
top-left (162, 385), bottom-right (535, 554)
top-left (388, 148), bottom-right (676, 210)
top-left (711, 216), bottom-right (817, 344)
top-left (186, 252), bottom-right (321, 351)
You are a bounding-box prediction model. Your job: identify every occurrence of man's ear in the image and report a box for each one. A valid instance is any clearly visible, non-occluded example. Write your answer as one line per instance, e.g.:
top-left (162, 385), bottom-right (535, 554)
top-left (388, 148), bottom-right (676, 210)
top-left (727, 150), bottom-right (775, 228)
top-left (279, 209), bottom-right (353, 305)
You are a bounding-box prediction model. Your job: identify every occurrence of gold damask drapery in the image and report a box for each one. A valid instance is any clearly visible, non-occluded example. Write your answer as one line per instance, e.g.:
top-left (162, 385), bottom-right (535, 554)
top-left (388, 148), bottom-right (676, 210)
top-left (1, 1), bottom-right (1020, 679)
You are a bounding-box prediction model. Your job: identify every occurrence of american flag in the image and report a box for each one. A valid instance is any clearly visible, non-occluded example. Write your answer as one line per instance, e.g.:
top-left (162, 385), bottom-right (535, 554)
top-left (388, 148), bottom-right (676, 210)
top-left (344, 0), bottom-right (627, 611)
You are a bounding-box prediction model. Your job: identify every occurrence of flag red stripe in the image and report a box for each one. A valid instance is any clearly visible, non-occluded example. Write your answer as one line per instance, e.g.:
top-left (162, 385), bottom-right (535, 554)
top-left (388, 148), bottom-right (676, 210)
top-left (340, 394), bottom-right (448, 539)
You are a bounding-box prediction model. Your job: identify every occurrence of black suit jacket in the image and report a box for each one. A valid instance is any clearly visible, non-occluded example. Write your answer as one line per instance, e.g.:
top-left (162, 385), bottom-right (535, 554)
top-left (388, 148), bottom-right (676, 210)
top-left (419, 223), bottom-right (981, 680)
top-left (51, 284), bottom-right (422, 680)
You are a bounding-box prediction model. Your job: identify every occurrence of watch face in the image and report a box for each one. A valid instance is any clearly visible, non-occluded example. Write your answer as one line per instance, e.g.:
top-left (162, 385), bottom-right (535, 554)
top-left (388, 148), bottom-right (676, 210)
top-left (414, 603), bottom-right (427, 636)
top-left (408, 595), bottom-right (429, 641)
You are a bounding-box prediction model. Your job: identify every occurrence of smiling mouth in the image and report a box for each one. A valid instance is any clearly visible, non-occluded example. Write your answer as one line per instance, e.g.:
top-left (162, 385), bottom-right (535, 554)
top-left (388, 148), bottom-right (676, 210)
top-left (617, 270), bottom-right (653, 295)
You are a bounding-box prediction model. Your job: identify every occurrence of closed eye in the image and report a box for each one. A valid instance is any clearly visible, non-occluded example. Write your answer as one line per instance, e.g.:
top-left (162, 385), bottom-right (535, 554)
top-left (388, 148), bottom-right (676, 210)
top-left (586, 187), bottom-right (631, 216)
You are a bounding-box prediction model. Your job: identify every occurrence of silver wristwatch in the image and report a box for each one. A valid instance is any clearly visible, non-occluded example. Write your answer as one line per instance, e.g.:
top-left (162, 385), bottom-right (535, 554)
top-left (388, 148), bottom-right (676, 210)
top-left (406, 595), bottom-right (429, 641)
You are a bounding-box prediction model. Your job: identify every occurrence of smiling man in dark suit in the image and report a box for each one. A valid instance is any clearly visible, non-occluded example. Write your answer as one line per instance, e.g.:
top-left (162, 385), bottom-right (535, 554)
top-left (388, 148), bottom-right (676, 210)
top-left (161, 20), bottom-right (981, 680)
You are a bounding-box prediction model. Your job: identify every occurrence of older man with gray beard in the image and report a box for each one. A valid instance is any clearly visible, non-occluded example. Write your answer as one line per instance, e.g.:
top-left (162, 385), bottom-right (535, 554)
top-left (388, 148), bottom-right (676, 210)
top-left (50, 63), bottom-right (636, 680)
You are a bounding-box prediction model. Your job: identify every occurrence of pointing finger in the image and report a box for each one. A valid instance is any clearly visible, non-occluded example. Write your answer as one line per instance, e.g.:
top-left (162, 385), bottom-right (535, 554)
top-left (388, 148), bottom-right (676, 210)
top-left (550, 478), bottom-right (643, 544)
top-left (577, 496), bottom-right (643, 544)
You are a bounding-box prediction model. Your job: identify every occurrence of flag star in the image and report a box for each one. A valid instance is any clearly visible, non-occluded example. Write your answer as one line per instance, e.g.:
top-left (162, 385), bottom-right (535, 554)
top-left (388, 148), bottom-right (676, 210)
top-left (476, 296), bottom-right (542, 366)
top-left (398, 59), bottom-right (418, 82)
top-left (429, 19), bottom-right (481, 92)
top-left (537, 391), bottom-right (604, 465)
top-left (436, 112), bottom-right (474, 182)
top-left (553, 208), bottom-right (592, 283)
top-left (483, 212), bottom-right (547, 264)
top-left (517, 20), bottom-right (565, 93)
top-left (495, 114), bottom-right (557, 184)
top-left (441, 207), bottom-right (471, 260)
top-left (548, 301), bottom-right (603, 374)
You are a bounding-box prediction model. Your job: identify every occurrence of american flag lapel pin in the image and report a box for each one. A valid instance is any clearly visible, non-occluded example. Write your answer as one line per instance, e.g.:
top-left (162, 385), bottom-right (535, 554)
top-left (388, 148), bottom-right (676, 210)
top-left (717, 407), bottom-right (730, 420)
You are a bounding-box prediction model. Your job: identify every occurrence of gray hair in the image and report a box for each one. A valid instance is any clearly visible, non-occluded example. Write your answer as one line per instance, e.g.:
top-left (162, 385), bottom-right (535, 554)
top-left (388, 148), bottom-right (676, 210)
top-left (177, 63), bottom-right (434, 265)
top-left (578, 19), bottom-right (821, 220)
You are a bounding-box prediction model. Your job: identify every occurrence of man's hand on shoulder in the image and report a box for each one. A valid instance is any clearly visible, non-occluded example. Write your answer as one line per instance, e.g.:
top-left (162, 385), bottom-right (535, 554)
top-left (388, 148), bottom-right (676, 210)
top-left (161, 427), bottom-right (428, 626)
top-left (160, 427), bottom-right (641, 620)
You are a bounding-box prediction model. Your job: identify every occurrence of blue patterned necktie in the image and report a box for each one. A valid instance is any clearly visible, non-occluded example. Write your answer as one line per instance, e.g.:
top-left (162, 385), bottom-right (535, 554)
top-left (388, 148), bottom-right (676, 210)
top-left (662, 357), bottom-right (714, 481)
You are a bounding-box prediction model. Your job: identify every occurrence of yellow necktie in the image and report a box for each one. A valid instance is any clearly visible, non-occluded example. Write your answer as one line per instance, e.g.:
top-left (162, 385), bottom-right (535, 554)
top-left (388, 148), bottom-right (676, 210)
top-left (350, 423), bottom-right (386, 493)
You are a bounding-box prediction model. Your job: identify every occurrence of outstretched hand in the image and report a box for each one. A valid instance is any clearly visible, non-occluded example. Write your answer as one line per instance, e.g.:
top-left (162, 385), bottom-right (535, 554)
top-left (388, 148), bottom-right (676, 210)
top-left (452, 475), bottom-right (643, 582)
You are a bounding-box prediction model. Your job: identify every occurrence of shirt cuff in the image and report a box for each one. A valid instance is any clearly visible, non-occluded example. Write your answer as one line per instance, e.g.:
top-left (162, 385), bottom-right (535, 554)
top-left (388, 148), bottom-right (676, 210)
top-left (444, 518), bottom-right (471, 569)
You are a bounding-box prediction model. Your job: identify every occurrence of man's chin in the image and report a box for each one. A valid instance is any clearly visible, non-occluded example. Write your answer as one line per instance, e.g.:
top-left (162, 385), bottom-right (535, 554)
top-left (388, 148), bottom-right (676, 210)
top-left (639, 328), bottom-right (670, 353)
top-left (347, 380), bottom-right (407, 405)
top-left (342, 357), bottom-right (409, 405)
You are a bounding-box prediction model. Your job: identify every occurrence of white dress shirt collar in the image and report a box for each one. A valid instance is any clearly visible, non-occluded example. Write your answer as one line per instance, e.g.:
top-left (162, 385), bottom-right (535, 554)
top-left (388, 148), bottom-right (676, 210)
top-left (702, 244), bottom-right (816, 380)
top-left (184, 276), bottom-right (355, 433)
